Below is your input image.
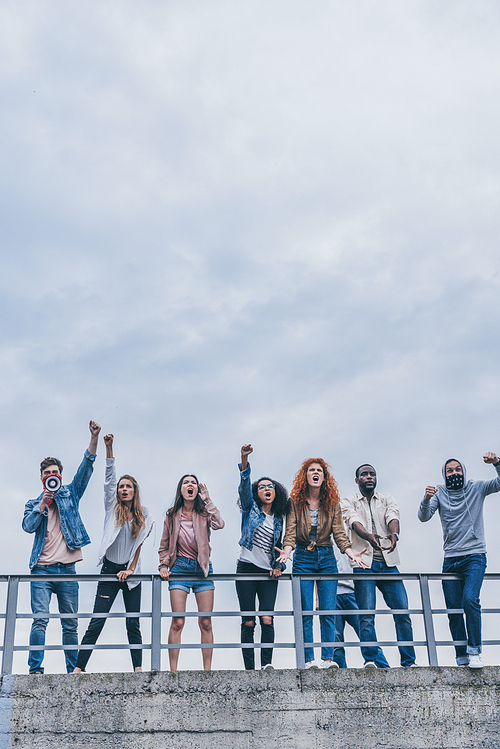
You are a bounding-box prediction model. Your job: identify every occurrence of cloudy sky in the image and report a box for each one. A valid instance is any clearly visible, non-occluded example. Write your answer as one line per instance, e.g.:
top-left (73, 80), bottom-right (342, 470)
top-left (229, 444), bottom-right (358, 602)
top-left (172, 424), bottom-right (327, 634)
top-left (2, 0), bottom-right (500, 672)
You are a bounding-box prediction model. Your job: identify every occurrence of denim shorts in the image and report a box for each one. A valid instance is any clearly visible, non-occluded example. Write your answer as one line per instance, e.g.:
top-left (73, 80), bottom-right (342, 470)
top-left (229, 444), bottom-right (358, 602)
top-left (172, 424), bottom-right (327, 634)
top-left (168, 556), bottom-right (215, 593)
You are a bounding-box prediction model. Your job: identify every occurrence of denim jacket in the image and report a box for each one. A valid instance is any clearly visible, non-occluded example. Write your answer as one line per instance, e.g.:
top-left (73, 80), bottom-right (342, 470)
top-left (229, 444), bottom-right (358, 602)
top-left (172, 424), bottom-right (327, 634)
top-left (23, 450), bottom-right (96, 569)
top-left (238, 463), bottom-right (285, 571)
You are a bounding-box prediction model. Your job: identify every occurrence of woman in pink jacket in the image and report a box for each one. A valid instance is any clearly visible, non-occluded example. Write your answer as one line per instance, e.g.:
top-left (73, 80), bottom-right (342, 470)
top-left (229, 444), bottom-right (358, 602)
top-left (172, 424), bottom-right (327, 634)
top-left (158, 475), bottom-right (224, 671)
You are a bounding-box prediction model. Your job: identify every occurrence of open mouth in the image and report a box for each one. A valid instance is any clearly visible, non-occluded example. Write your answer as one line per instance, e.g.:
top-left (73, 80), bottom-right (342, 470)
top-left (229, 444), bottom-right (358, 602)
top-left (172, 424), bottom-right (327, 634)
top-left (265, 492), bottom-right (271, 499)
top-left (187, 487), bottom-right (194, 496)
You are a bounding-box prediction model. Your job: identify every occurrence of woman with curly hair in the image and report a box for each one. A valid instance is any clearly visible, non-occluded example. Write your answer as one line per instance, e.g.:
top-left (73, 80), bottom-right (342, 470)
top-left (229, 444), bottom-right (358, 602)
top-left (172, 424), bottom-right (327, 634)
top-left (73, 433), bottom-right (154, 673)
top-left (158, 474), bottom-right (224, 671)
top-left (236, 444), bottom-right (290, 670)
top-left (277, 458), bottom-right (367, 669)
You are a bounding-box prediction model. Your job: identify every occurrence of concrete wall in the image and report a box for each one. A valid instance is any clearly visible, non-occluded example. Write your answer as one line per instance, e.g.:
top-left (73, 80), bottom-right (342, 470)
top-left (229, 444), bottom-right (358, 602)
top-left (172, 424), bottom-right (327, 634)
top-left (1, 667), bottom-right (500, 748)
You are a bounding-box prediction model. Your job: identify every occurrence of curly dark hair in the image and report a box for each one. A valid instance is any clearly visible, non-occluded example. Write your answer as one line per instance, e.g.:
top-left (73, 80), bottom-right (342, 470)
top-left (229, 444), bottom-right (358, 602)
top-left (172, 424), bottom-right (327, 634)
top-left (290, 458), bottom-right (340, 512)
top-left (251, 476), bottom-right (290, 518)
top-left (167, 474), bottom-right (206, 516)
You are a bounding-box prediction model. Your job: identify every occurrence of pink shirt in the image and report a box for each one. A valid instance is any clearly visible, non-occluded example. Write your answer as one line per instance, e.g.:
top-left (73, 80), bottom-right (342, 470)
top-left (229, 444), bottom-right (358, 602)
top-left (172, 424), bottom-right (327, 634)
top-left (177, 513), bottom-right (198, 560)
top-left (37, 503), bottom-right (83, 565)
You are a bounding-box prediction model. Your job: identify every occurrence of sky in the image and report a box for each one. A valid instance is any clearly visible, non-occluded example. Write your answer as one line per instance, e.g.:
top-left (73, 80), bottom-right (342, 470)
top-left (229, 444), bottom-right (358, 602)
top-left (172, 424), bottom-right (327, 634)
top-left (2, 0), bottom-right (500, 672)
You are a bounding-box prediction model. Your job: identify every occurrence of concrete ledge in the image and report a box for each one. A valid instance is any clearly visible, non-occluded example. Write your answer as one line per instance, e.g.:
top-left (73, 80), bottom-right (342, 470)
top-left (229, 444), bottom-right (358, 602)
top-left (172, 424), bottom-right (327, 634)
top-left (2, 667), bottom-right (500, 748)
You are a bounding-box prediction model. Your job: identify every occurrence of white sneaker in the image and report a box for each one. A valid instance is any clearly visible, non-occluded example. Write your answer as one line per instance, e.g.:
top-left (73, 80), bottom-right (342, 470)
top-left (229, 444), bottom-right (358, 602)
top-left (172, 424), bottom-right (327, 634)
top-left (363, 661), bottom-right (377, 669)
top-left (320, 660), bottom-right (339, 669)
top-left (261, 663), bottom-right (274, 670)
top-left (304, 661), bottom-right (319, 669)
top-left (468, 655), bottom-right (484, 669)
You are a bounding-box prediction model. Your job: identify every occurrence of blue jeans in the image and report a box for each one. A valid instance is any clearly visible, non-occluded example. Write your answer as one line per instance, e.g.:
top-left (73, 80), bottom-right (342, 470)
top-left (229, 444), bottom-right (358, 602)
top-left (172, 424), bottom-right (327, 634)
top-left (168, 556), bottom-right (215, 593)
top-left (354, 559), bottom-right (415, 668)
top-left (29, 563), bottom-right (79, 674)
top-left (293, 546), bottom-right (337, 662)
top-left (333, 592), bottom-right (389, 669)
top-left (442, 553), bottom-right (486, 664)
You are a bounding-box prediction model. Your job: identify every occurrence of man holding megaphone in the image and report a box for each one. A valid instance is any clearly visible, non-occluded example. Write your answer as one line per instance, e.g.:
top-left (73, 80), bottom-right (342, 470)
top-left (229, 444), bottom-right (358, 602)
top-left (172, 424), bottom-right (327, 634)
top-left (23, 420), bottom-right (101, 674)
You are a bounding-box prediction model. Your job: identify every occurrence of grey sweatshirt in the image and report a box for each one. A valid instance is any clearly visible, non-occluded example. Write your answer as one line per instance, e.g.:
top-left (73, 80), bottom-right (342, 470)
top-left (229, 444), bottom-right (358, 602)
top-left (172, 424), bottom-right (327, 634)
top-left (418, 459), bottom-right (500, 557)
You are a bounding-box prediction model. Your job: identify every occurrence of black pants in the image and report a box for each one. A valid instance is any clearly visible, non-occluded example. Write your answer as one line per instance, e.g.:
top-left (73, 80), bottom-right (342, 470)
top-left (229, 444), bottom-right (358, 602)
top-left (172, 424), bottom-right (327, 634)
top-left (75, 557), bottom-right (142, 671)
top-left (235, 560), bottom-right (278, 669)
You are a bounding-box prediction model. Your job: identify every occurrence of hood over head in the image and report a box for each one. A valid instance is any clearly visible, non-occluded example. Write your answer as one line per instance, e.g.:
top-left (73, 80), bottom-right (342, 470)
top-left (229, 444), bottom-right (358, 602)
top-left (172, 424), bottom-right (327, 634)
top-left (442, 458), bottom-right (467, 491)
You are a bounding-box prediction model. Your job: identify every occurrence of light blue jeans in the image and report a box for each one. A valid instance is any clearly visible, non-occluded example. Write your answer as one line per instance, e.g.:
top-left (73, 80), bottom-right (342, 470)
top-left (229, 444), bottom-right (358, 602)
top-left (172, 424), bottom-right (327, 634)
top-left (293, 545), bottom-right (337, 662)
top-left (29, 563), bottom-right (79, 674)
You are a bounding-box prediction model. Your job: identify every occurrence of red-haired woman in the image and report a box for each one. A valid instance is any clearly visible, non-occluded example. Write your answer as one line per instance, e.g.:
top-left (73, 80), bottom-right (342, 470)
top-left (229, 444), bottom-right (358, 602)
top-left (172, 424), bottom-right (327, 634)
top-left (277, 459), bottom-right (367, 669)
top-left (73, 434), bottom-right (154, 673)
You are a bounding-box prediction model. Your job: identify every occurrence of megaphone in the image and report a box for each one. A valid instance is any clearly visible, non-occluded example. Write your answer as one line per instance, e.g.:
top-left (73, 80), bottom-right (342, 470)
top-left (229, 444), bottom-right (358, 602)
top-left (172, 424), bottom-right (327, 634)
top-left (43, 474), bottom-right (62, 493)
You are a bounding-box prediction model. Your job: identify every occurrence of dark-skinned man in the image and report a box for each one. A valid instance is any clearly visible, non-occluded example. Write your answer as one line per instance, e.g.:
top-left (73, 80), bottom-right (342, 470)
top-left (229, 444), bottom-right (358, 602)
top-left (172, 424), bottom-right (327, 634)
top-left (341, 464), bottom-right (416, 668)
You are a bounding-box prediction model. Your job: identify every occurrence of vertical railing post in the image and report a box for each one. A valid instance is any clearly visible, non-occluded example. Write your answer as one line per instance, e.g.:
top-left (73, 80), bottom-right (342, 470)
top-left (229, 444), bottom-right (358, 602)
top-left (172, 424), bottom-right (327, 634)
top-left (2, 577), bottom-right (19, 676)
top-left (291, 574), bottom-right (306, 669)
top-left (150, 575), bottom-right (162, 671)
top-left (419, 574), bottom-right (438, 666)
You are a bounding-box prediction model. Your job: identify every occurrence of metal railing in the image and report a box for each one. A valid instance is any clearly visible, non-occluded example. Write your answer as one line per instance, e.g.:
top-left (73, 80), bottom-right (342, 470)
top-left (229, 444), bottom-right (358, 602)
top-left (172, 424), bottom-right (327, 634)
top-left (1, 571), bottom-right (500, 674)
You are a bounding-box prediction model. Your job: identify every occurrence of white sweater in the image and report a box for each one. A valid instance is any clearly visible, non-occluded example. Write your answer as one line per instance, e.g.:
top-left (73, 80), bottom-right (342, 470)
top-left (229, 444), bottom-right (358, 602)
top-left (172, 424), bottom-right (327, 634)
top-left (97, 458), bottom-right (154, 589)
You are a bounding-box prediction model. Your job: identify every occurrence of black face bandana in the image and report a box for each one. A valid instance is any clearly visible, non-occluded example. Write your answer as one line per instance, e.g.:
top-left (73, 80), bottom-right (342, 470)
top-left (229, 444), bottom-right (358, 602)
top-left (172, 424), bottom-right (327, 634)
top-left (446, 473), bottom-right (464, 491)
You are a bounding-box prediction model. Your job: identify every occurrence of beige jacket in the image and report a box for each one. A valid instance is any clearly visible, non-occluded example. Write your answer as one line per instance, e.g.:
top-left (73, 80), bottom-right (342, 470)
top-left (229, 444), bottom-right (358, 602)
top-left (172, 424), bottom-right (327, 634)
top-left (158, 501), bottom-right (224, 577)
top-left (341, 491), bottom-right (400, 567)
top-left (282, 501), bottom-right (351, 554)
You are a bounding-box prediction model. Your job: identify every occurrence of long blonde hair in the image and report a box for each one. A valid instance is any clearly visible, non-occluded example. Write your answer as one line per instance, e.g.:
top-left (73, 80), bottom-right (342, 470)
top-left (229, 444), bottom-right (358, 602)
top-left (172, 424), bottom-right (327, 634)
top-left (115, 474), bottom-right (145, 539)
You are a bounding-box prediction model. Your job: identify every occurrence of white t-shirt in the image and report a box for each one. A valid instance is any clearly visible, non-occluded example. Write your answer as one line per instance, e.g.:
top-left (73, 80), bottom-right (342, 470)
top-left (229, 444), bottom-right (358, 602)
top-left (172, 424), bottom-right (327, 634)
top-left (239, 513), bottom-right (275, 570)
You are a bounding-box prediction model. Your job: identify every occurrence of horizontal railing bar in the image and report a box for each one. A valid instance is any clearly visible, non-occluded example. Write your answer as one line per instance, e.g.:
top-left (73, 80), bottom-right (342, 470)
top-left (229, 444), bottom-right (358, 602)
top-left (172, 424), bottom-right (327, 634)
top-left (3, 572), bottom-right (500, 582)
top-left (11, 607), bottom-right (500, 620)
top-left (159, 643), bottom-right (296, 650)
top-left (11, 610), bottom-right (295, 620)
top-left (161, 610), bottom-right (293, 618)
top-left (304, 640), bottom-right (428, 648)
top-left (301, 608), bottom-right (425, 616)
top-left (15, 643), bottom-right (151, 652)
top-left (14, 612), bottom-right (150, 620)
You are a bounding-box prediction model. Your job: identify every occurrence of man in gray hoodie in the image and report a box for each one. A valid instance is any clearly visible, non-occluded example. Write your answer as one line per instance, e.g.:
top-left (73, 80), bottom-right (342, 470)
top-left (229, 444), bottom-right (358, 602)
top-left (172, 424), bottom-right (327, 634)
top-left (418, 451), bottom-right (500, 668)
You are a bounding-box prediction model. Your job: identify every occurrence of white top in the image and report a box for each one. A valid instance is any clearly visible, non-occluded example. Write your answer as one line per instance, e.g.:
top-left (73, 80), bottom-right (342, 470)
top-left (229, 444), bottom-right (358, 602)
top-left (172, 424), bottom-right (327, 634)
top-left (239, 512), bottom-right (275, 570)
top-left (97, 458), bottom-right (155, 589)
top-left (105, 521), bottom-right (137, 565)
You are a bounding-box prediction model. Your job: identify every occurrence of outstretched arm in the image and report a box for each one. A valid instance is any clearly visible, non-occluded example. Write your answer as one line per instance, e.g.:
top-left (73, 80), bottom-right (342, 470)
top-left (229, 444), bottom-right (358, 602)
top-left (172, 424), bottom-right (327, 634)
top-left (104, 433), bottom-right (114, 459)
top-left (88, 420), bottom-right (101, 455)
top-left (240, 444), bottom-right (253, 471)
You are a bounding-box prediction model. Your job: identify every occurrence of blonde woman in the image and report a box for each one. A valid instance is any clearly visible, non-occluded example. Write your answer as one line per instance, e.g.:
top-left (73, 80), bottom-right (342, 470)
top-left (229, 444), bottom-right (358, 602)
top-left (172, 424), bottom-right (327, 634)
top-left (73, 434), bottom-right (154, 673)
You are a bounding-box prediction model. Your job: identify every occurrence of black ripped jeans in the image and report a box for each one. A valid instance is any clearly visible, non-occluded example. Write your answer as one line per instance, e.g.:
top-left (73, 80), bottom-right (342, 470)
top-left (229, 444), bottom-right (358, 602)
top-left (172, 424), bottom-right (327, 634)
top-left (235, 560), bottom-right (278, 669)
top-left (75, 557), bottom-right (142, 671)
